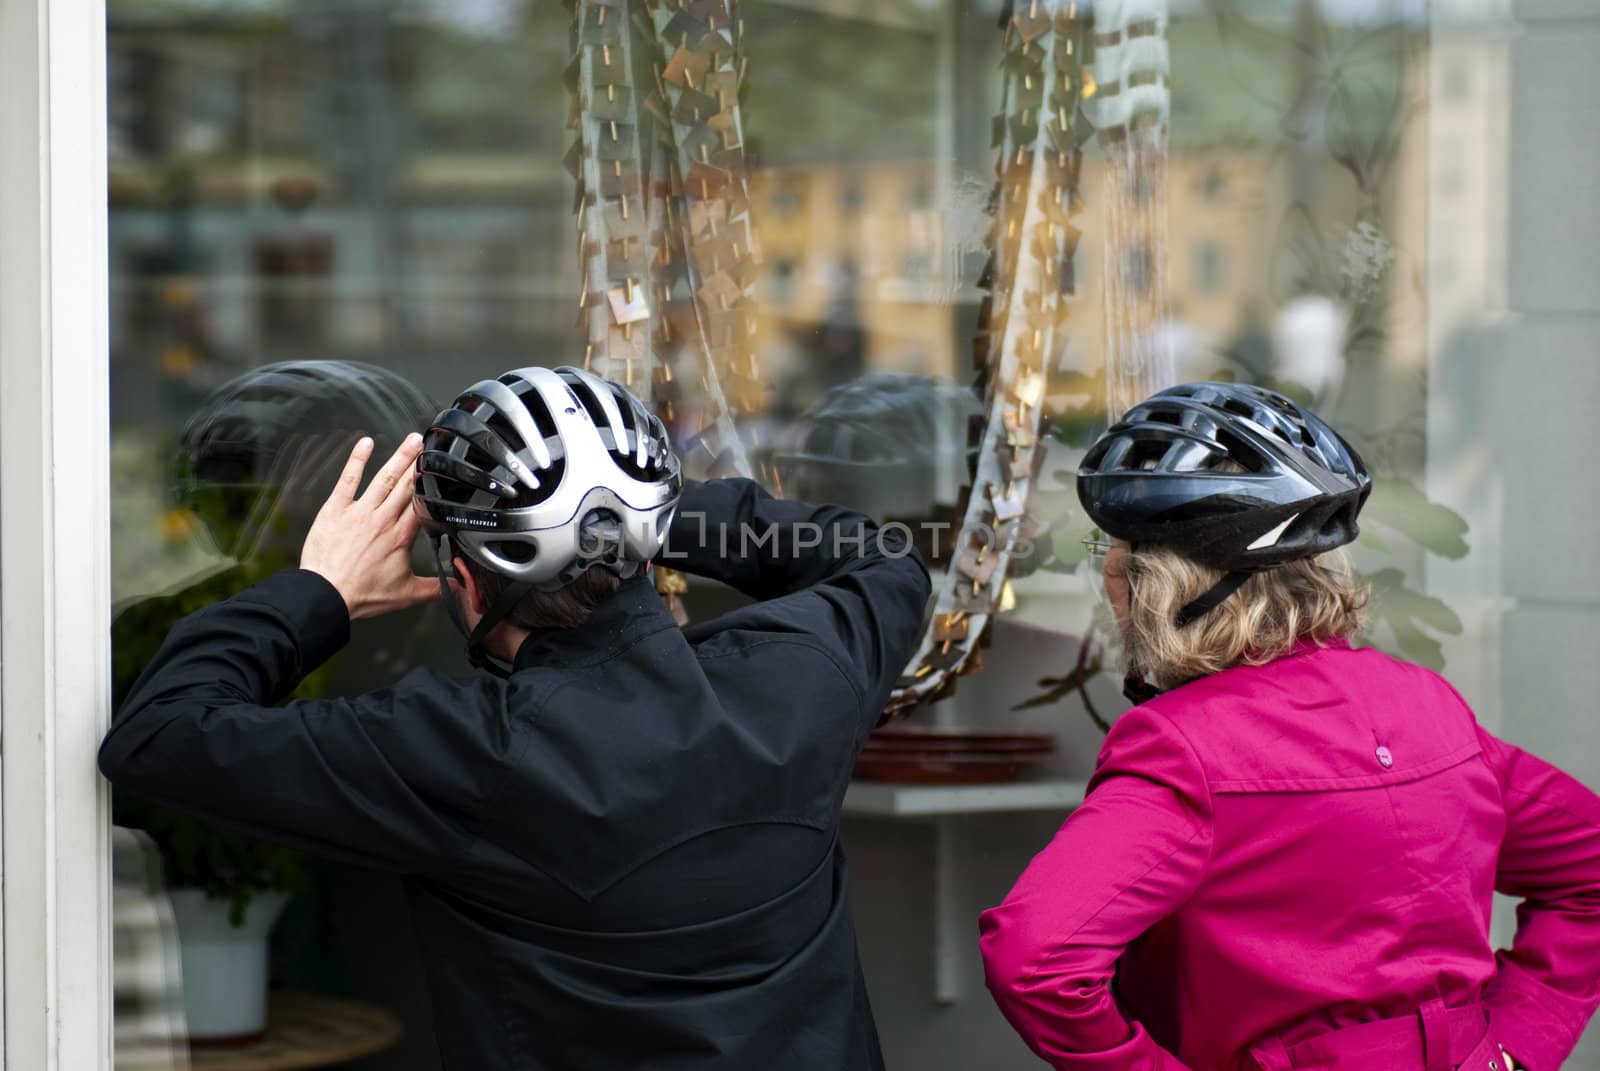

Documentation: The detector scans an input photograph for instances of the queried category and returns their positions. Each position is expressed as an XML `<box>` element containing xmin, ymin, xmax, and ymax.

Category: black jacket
<box><xmin>100</xmin><ymin>478</ymin><xmax>931</xmax><ymax>1070</ymax></box>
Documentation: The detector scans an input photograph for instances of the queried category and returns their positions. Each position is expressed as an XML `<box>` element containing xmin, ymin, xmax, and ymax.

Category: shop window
<box><xmin>770</xmin><ymin>182</ymin><xmax>803</xmax><ymax>217</ymax></box>
<box><xmin>94</xmin><ymin>1</ymin><xmax>1600</xmax><ymax>1068</ymax></box>
<box><xmin>254</xmin><ymin>236</ymin><xmax>333</xmax><ymax>348</ymax></box>
<box><xmin>839</xmin><ymin>176</ymin><xmax>864</xmax><ymax>214</ymax></box>
<box><xmin>1194</xmin><ymin>240</ymin><xmax>1227</xmax><ymax>293</ymax></box>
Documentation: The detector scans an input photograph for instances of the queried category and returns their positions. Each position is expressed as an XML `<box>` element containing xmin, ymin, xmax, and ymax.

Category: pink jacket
<box><xmin>979</xmin><ymin>638</ymin><xmax>1600</xmax><ymax>1070</ymax></box>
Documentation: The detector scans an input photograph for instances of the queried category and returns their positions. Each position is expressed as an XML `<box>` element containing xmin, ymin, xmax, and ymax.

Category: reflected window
<box><xmin>1194</xmin><ymin>241</ymin><xmax>1227</xmax><ymax>293</ymax></box>
<box><xmin>255</xmin><ymin>236</ymin><xmax>333</xmax><ymax>347</ymax></box>
<box><xmin>98</xmin><ymin>0</ymin><xmax>1600</xmax><ymax>1067</ymax></box>
<box><xmin>839</xmin><ymin>176</ymin><xmax>864</xmax><ymax>214</ymax></box>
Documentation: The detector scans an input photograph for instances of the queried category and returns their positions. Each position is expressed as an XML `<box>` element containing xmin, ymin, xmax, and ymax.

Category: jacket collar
<box><xmin>1288</xmin><ymin>634</ymin><xmax>1352</xmax><ymax>658</ymax></box>
<box><xmin>512</xmin><ymin>574</ymin><xmax>676</xmax><ymax>671</ymax></box>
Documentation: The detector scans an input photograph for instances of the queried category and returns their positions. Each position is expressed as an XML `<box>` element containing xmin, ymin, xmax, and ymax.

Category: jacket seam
<box><xmin>1022</xmin><ymin>823</ymin><xmax>1208</xmax><ymax>983</ymax></box>
<box><xmin>458</xmin><ymin>674</ymin><xmax>565</xmax><ymax>862</ymax></box>
<box><xmin>1131</xmin><ymin>706</ymin><xmax>1217</xmax><ymax>809</ymax></box>
<box><xmin>1488</xmin><ymin>962</ymin><xmax>1588</xmax><ymax>1038</ymax></box>
<box><xmin>226</xmin><ymin>591</ymin><xmax>321</xmax><ymax>680</ymax></box>
<box><xmin>696</xmin><ymin>634</ymin><xmax>865</xmax><ymax>707</ymax></box>
<box><xmin>1498</xmin><ymin>784</ymin><xmax>1600</xmax><ymax>830</ymax></box>
<box><xmin>1025</xmin><ymin>707</ymin><xmax>1216</xmax><ymax>978</ymax></box>
<box><xmin>233</xmin><ymin>573</ymin><xmax>348</xmax><ymax>668</ymax></box>
<box><xmin>469</xmin><ymin>659</ymin><xmax>842</xmax><ymax>901</ymax></box>
<box><xmin>470</xmin><ymin>815</ymin><xmax>830</xmax><ymax>904</ymax></box>
<box><xmin>581</xmin><ymin>816</ymin><xmax>831</xmax><ymax>900</ymax></box>
<box><xmin>525</xmin><ymin>617</ymin><xmax>680</xmax><ymax>670</ymax></box>
<box><xmin>1208</xmin><ymin>740</ymin><xmax>1482</xmax><ymax>793</ymax></box>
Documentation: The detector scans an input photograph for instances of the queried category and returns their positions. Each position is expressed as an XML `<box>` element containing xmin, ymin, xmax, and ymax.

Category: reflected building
<box><xmin>97</xmin><ymin>1</ymin><xmax>1583</xmax><ymax>1069</ymax></box>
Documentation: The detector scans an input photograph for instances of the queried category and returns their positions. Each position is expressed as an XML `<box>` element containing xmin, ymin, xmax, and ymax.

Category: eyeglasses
<box><xmin>1081</xmin><ymin>536</ymin><xmax>1113</xmax><ymax>559</ymax></box>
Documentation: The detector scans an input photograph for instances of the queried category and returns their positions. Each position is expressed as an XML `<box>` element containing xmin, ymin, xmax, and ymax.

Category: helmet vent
<box><xmin>569</xmin><ymin>378</ymin><xmax>613</xmax><ymax>436</ymax></box>
<box><xmin>1077</xmin><ymin>381</ymin><xmax>1370</xmax><ymax>570</ymax></box>
<box><xmin>482</xmin><ymin>409</ymin><xmax>525</xmax><ymax>454</ymax></box>
<box><xmin>522</xmin><ymin>387</ymin><xmax>560</xmax><ymax>440</ymax></box>
<box><xmin>1126</xmin><ymin>439</ymin><xmax>1171</xmax><ymax>470</ymax></box>
<box><xmin>415</xmin><ymin>367</ymin><xmax>681</xmax><ymax>590</ymax></box>
<box><xmin>1213</xmin><ymin>428</ymin><xmax>1266</xmax><ymax>472</ymax></box>
<box><xmin>491</xmin><ymin>540</ymin><xmax>537</xmax><ymax>564</ymax></box>
<box><xmin>449</xmin><ymin>444</ymin><xmax>501</xmax><ymax>498</ymax></box>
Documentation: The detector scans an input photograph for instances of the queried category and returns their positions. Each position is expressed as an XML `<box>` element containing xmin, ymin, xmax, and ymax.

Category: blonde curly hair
<box><xmin>1120</xmin><ymin>546</ymin><xmax>1369</xmax><ymax>688</ymax></box>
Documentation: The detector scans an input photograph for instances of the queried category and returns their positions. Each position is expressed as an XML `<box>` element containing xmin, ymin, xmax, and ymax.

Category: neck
<box><xmin>483</xmin><ymin>622</ymin><xmax>532</xmax><ymax>664</ymax></box>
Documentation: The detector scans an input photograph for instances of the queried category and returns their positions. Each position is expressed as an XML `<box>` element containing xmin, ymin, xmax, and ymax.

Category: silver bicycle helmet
<box><xmin>413</xmin><ymin>366</ymin><xmax>682</xmax><ymax>673</ymax></box>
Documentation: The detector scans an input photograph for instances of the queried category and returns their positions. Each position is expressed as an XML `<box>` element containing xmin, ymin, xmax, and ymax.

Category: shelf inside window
<box><xmin>842</xmin><ymin>778</ymin><xmax>1087</xmax><ymax>817</ymax></box>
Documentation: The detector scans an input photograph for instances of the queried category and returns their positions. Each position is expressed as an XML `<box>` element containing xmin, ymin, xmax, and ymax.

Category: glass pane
<box><xmin>105</xmin><ymin>0</ymin><xmax>1600</xmax><ymax>1067</ymax></box>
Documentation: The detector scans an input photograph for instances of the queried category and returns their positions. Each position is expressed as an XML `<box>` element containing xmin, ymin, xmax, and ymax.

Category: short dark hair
<box><xmin>462</xmin><ymin>559</ymin><xmax>623</xmax><ymax>630</ymax></box>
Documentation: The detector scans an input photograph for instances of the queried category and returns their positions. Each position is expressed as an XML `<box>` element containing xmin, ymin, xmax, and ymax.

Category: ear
<box><xmin>452</xmin><ymin>555</ymin><xmax>488</xmax><ymax>615</ymax></box>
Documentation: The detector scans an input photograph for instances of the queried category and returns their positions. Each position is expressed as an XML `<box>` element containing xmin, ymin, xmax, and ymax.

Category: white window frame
<box><xmin>0</xmin><ymin>1</ymin><xmax>115</xmax><ymax>1069</ymax></box>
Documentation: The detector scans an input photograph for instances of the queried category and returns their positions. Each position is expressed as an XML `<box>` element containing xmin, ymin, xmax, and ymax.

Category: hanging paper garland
<box><xmin>885</xmin><ymin>0</ymin><xmax>1095</xmax><ymax>718</ymax></box>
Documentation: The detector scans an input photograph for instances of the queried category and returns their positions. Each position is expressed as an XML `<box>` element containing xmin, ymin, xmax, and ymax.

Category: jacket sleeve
<box><xmin>658</xmin><ymin>477</ymin><xmax>931</xmax><ymax>707</ymax></box>
<box><xmin>979</xmin><ymin>706</ymin><xmax>1212</xmax><ymax>1071</ymax></box>
<box><xmin>98</xmin><ymin>569</ymin><xmax>523</xmax><ymax>875</ymax></box>
<box><xmin>1477</xmin><ymin>726</ymin><xmax>1600</xmax><ymax>1071</ymax></box>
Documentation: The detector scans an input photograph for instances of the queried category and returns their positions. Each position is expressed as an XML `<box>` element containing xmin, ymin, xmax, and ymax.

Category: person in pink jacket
<box><xmin>979</xmin><ymin>382</ymin><xmax>1600</xmax><ymax>1071</ymax></box>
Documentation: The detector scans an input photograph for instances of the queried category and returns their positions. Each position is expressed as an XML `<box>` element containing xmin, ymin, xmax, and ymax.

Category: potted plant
<box><xmin>112</xmin><ymin>527</ymin><xmax>322</xmax><ymax>1042</ymax></box>
<box><xmin>111</xmin><ymin>372</ymin><xmax>433</xmax><ymax>1041</ymax></box>
<box><xmin>115</xmin><ymin>798</ymin><xmax>311</xmax><ymax>1041</ymax></box>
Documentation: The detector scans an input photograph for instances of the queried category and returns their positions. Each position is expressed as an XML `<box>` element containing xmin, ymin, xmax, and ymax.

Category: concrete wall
<box><xmin>1429</xmin><ymin>0</ymin><xmax>1600</xmax><ymax>1064</ymax></box>
<box><xmin>1498</xmin><ymin>5</ymin><xmax>1600</xmax><ymax>1061</ymax></box>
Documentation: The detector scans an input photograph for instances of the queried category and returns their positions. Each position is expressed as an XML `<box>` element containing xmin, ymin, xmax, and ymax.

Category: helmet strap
<box><xmin>430</xmin><ymin>536</ymin><xmax>532</xmax><ymax>680</ymax></box>
<box><xmin>1175</xmin><ymin>569</ymin><xmax>1255</xmax><ymax>628</ymax></box>
<box><xmin>1122</xmin><ymin>672</ymin><xmax>1163</xmax><ymax>705</ymax></box>
<box><xmin>1119</xmin><ymin>569</ymin><xmax>1265</xmax><ymax>704</ymax></box>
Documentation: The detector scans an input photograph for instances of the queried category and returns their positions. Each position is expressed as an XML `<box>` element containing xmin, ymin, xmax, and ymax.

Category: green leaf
<box><xmin>1050</xmin><ymin>529</ymin><xmax>1091</xmax><ymax>569</ymax></box>
<box><xmin>1355</xmin><ymin>526</ymin><xmax>1392</xmax><ymax>555</ymax></box>
<box><xmin>1362</xmin><ymin>478</ymin><xmax>1469</xmax><ymax>560</ymax></box>
<box><xmin>1362</xmin><ymin>567</ymin><xmax>1463</xmax><ymax>671</ymax></box>
<box><xmin>1043</xmin><ymin>369</ymin><xmax>1108</xmax><ymax>448</ymax></box>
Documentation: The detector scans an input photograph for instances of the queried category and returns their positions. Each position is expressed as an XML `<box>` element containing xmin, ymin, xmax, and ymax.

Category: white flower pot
<box><xmin>167</xmin><ymin>889</ymin><xmax>290</xmax><ymax>1042</ymax></box>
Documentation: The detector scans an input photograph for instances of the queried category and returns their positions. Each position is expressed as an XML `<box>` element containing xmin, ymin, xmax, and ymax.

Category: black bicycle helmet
<box><xmin>177</xmin><ymin>360</ymin><xmax>439</xmax><ymax>552</ymax></box>
<box><xmin>772</xmin><ymin>373</ymin><xmax>983</xmax><ymax>519</ymax></box>
<box><xmin>181</xmin><ymin>360</ymin><xmax>438</xmax><ymax>489</ymax></box>
<box><xmin>1078</xmin><ymin>381</ymin><xmax>1370</xmax><ymax>572</ymax></box>
<box><xmin>413</xmin><ymin>366</ymin><xmax>682</xmax><ymax>675</ymax></box>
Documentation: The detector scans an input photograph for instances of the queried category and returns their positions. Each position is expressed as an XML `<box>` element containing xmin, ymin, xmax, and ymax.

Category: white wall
<box><xmin>1428</xmin><ymin>0</ymin><xmax>1600</xmax><ymax>1063</ymax></box>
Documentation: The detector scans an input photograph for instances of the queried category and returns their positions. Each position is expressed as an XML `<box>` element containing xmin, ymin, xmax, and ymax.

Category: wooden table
<box><xmin>188</xmin><ymin>992</ymin><xmax>402</xmax><ymax>1071</ymax></box>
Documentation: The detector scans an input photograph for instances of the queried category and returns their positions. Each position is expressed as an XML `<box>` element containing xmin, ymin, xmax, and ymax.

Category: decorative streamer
<box><xmin>1091</xmin><ymin>0</ymin><xmax>1174</xmax><ymax>419</ymax></box>
<box><xmin>565</xmin><ymin>0</ymin><xmax>766</xmax><ymax>620</ymax></box>
<box><xmin>563</xmin><ymin>0</ymin><xmax>760</xmax><ymax>477</ymax></box>
<box><xmin>566</xmin><ymin>0</ymin><xmax>663</xmax><ymax>400</ymax></box>
<box><xmin>646</xmin><ymin>0</ymin><xmax>760</xmax><ymax>479</ymax></box>
<box><xmin>563</xmin><ymin>0</ymin><xmax>1114</xmax><ymax>699</ymax></box>
<box><xmin>885</xmin><ymin>0</ymin><xmax>1094</xmax><ymax>718</ymax></box>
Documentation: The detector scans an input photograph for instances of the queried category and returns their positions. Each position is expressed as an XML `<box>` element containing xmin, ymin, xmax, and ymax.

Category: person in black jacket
<box><xmin>100</xmin><ymin>365</ymin><xmax>931</xmax><ymax>1070</ymax></box>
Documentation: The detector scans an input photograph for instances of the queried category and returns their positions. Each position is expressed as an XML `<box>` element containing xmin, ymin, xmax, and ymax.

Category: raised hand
<box><xmin>299</xmin><ymin>434</ymin><xmax>436</xmax><ymax>621</ymax></box>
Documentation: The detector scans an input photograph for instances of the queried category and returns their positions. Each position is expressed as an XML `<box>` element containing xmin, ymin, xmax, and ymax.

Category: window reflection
<box><xmin>107</xmin><ymin>0</ymin><xmax>1599</xmax><ymax>1067</ymax></box>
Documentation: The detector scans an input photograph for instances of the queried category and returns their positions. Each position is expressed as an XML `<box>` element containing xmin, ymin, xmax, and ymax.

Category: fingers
<box><xmin>377</xmin><ymin>436</ymin><xmax>425</xmax><ymax>519</ymax></box>
<box><xmin>331</xmin><ymin>437</ymin><xmax>375</xmax><ymax>504</ymax></box>
<box><xmin>389</xmin><ymin>501</ymin><xmax>422</xmax><ymax>545</ymax></box>
<box><xmin>360</xmin><ymin>433</ymin><xmax>424</xmax><ymax>510</ymax></box>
